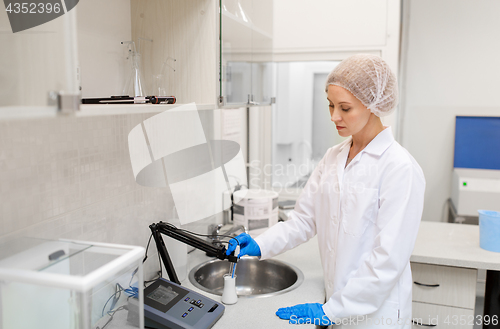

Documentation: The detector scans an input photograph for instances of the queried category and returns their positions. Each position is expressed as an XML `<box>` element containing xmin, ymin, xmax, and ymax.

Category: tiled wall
<box><xmin>0</xmin><ymin>112</ymin><xmax>216</xmax><ymax>278</ymax></box>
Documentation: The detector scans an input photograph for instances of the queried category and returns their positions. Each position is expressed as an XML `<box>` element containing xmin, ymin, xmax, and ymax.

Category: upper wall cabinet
<box><xmin>0</xmin><ymin>5</ymin><xmax>79</xmax><ymax>110</ymax></box>
<box><xmin>1</xmin><ymin>0</ymin><xmax>276</xmax><ymax>115</ymax></box>
<box><xmin>270</xmin><ymin>0</ymin><xmax>400</xmax><ymax>103</ymax></box>
<box><xmin>273</xmin><ymin>0</ymin><xmax>388</xmax><ymax>52</ymax></box>
<box><xmin>129</xmin><ymin>0</ymin><xmax>218</xmax><ymax>105</ymax></box>
<box><xmin>0</xmin><ymin>0</ymin><xmax>220</xmax><ymax>115</ymax></box>
<box><xmin>78</xmin><ymin>0</ymin><xmax>218</xmax><ymax>106</ymax></box>
<box><xmin>220</xmin><ymin>0</ymin><xmax>274</xmax><ymax>107</ymax></box>
<box><xmin>271</xmin><ymin>0</ymin><xmax>400</xmax><ymax>74</ymax></box>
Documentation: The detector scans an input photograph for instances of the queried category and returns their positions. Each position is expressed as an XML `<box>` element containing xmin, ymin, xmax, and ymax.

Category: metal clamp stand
<box><xmin>149</xmin><ymin>222</ymin><xmax>238</xmax><ymax>285</ymax></box>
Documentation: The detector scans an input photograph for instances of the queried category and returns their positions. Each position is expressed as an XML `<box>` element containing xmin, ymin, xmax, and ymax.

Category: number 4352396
<box><xmin>444</xmin><ymin>315</ymin><xmax>498</xmax><ymax>326</ymax></box>
<box><xmin>6</xmin><ymin>2</ymin><xmax>61</xmax><ymax>14</ymax></box>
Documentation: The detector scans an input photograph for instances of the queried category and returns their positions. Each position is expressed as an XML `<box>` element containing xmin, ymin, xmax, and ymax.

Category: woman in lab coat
<box><xmin>227</xmin><ymin>54</ymin><xmax>425</xmax><ymax>328</ymax></box>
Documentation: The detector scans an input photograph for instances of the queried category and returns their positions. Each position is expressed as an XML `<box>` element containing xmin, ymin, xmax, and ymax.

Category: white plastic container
<box><xmin>233</xmin><ymin>189</ymin><xmax>279</xmax><ymax>236</ymax></box>
<box><xmin>0</xmin><ymin>238</ymin><xmax>145</xmax><ymax>329</ymax></box>
<box><xmin>221</xmin><ymin>274</ymin><xmax>238</xmax><ymax>305</ymax></box>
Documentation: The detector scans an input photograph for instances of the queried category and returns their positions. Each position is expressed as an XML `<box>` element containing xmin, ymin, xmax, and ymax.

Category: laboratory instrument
<box><xmin>144</xmin><ymin>278</ymin><xmax>224</xmax><ymax>329</ymax></box>
<box><xmin>0</xmin><ymin>238</ymin><xmax>145</xmax><ymax>329</ymax></box>
<box><xmin>149</xmin><ymin>221</ymin><xmax>238</xmax><ymax>284</ymax></box>
<box><xmin>450</xmin><ymin>116</ymin><xmax>500</xmax><ymax>222</ymax></box>
<box><xmin>451</xmin><ymin>168</ymin><xmax>500</xmax><ymax>217</ymax></box>
<box><xmin>146</xmin><ymin>221</ymin><xmax>239</xmax><ymax>329</ymax></box>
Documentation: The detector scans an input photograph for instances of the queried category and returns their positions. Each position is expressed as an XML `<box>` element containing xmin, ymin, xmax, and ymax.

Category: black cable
<box><xmin>143</xmin><ymin>233</ymin><xmax>153</xmax><ymax>263</ymax></box>
<box><xmin>165</xmin><ymin>224</ymin><xmax>238</xmax><ymax>250</ymax></box>
<box><xmin>129</xmin><ymin>267</ymin><xmax>139</xmax><ymax>288</ymax></box>
<box><xmin>157</xmin><ymin>249</ymin><xmax>162</xmax><ymax>279</ymax></box>
<box><xmin>142</xmin><ymin>231</ymin><xmax>164</xmax><ymax>285</ymax></box>
<box><xmin>161</xmin><ymin>222</ymin><xmax>239</xmax><ymax>241</ymax></box>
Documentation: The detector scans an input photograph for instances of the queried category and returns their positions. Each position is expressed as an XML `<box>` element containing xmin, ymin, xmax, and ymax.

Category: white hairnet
<box><xmin>325</xmin><ymin>54</ymin><xmax>398</xmax><ymax>117</ymax></box>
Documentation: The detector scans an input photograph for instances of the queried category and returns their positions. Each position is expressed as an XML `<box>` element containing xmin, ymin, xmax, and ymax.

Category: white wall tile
<box><xmin>0</xmin><ymin>113</ymin><xmax>178</xmax><ymax>280</ymax></box>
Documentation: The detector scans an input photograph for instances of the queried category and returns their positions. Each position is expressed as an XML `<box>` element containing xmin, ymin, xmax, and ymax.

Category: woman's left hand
<box><xmin>276</xmin><ymin>303</ymin><xmax>333</xmax><ymax>325</ymax></box>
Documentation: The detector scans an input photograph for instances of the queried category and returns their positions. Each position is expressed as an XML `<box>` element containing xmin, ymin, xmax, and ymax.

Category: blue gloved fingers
<box><xmin>225</xmin><ymin>238</ymin><xmax>239</xmax><ymax>256</ymax></box>
<box><xmin>238</xmin><ymin>241</ymin><xmax>261</xmax><ymax>257</ymax></box>
<box><xmin>275</xmin><ymin>307</ymin><xmax>293</xmax><ymax>319</ymax></box>
<box><xmin>226</xmin><ymin>233</ymin><xmax>261</xmax><ymax>257</ymax></box>
<box><xmin>276</xmin><ymin>304</ymin><xmax>310</xmax><ymax>318</ymax></box>
<box><xmin>275</xmin><ymin>303</ymin><xmax>331</xmax><ymax>325</ymax></box>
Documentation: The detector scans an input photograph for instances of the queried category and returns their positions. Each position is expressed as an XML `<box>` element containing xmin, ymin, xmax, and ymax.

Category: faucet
<box><xmin>224</xmin><ymin>225</ymin><xmax>248</xmax><ymax>237</ymax></box>
<box><xmin>208</xmin><ymin>224</ymin><xmax>248</xmax><ymax>248</ymax></box>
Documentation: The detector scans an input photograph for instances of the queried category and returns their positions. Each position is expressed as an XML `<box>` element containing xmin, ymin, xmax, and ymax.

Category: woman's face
<box><xmin>327</xmin><ymin>85</ymin><xmax>373</xmax><ymax>138</ymax></box>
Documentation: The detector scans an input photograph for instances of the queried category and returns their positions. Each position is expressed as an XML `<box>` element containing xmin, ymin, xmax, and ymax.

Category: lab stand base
<box><xmin>483</xmin><ymin>270</ymin><xmax>500</xmax><ymax>328</ymax></box>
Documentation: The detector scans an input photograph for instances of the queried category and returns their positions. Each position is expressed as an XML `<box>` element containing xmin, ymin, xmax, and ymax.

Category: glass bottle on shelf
<box><xmin>121</xmin><ymin>41</ymin><xmax>146</xmax><ymax>97</ymax></box>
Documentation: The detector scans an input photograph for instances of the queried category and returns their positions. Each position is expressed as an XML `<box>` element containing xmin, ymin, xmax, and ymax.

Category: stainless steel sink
<box><xmin>188</xmin><ymin>257</ymin><xmax>304</xmax><ymax>298</ymax></box>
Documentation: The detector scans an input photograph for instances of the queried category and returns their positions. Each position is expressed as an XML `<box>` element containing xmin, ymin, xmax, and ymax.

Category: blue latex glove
<box><xmin>276</xmin><ymin>303</ymin><xmax>333</xmax><ymax>326</ymax></box>
<box><xmin>225</xmin><ymin>233</ymin><xmax>261</xmax><ymax>257</ymax></box>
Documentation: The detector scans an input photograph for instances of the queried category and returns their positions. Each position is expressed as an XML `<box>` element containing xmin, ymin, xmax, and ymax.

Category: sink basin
<box><xmin>188</xmin><ymin>257</ymin><xmax>304</xmax><ymax>298</ymax></box>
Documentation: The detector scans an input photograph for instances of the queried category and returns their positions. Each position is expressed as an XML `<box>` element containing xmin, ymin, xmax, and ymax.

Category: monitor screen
<box><xmin>454</xmin><ymin>116</ymin><xmax>500</xmax><ymax>170</ymax></box>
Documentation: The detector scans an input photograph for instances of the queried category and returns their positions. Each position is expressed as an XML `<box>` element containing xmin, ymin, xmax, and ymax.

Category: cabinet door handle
<box><xmin>247</xmin><ymin>94</ymin><xmax>259</xmax><ymax>106</ymax></box>
<box><xmin>413</xmin><ymin>281</ymin><xmax>440</xmax><ymax>287</ymax></box>
<box><xmin>412</xmin><ymin>319</ymin><xmax>437</xmax><ymax>327</ymax></box>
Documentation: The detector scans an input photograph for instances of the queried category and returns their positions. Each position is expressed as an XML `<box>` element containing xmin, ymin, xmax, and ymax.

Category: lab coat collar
<box><xmin>339</xmin><ymin>126</ymin><xmax>395</xmax><ymax>157</ymax></box>
<box><xmin>363</xmin><ymin>126</ymin><xmax>395</xmax><ymax>156</ymax></box>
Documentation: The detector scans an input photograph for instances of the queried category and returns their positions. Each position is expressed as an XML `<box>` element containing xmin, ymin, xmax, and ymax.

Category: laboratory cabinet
<box><xmin>410</xmin><ymin>262</ymin><xmax>477</xmax><ymax>328</ymax></box>
<box><xmin>0</xmin><ymin>0</ymin><xmax>273</xmax><ymax>116</ymax></box>
<box><xmin>128</xmin><ymin>0</ymin><xmax>218</xmax><ymax>105</ymax></box>
<box><xmin>412</xmin><ymin>302</ymin><xmax>475</xmax><ymax>329</ymax></box>
<box><xmin>273</xmin><ymin>0</ymin><xmax>398</xmax><ymax>54</ymax></box>
<box><xmin>0</xmin><ymin>4</ymin><xmax>79</xmax><ymax>110</ymax></box>
<box><xmin>220</xmin><ymin>0</ymin><xmax>274</xmax><ymax>107</ymax></box>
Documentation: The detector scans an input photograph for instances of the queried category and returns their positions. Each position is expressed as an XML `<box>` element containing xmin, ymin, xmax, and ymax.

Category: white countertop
<box><xmin>411</xmin><ymin>221</ymin><xmax>500</xmax><ymax>270</ymax></box>
<box><xmin>181</xmin><ymin>236</ymin><xmax>325</xmax><ymax>329</ymax></box>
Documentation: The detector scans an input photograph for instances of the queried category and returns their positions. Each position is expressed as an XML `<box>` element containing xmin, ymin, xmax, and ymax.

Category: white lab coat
<box><xmin>255</xmin><ymin>127</ymin><xmax>425</xmax><ymax>328</ymax></box>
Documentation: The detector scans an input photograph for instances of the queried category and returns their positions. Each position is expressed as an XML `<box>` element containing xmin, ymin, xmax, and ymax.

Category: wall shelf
<box><xmin>78</xmin><ymin>103</ymin><xmax>217</xmax><ymax>116</ymax></box>
<box><xmin>0</xmin><ymin>103</ymin><xmax>217</xmax><ymax>121</ymax></box>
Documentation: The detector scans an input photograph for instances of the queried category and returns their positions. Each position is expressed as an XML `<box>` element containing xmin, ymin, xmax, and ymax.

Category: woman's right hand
<box><xmin>226</xmin><ymin>233</ymin><xmax>261</xmax><ymax>257</ymax></box>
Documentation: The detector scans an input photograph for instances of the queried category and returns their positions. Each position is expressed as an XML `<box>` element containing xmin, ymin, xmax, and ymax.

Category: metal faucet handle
<box><xmin>224</xmin><ymin>225</ymin><xmax>248</xmax><ymax>237</ymax></box>
<box><xmin>210</xmin><ymin>223</ymin><xmax>223</xmax><ymax>236</ymax></box>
